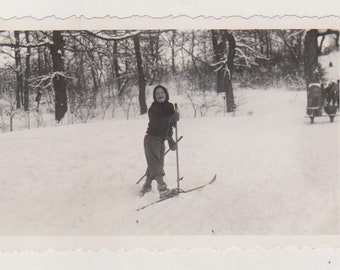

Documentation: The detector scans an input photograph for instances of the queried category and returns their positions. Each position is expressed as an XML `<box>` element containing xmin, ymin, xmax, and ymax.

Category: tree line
<box><xmin>0</xmin><ymin>29</ymin><xmax>338</xmax><ymax>124</ymax></box>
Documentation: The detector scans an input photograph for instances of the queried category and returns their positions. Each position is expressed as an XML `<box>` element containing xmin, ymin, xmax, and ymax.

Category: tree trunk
<box><xmin>112</xmin><ymin>33</ymin><xmax>122</xmax><ymax>91</ymax></box>
<box><xmin>190</xmin><ymin>31</ymin><xmax>202</xmax><ymax>88</ymax></box>
<box><xmin>151</xmin><ymin>32</ymin><xmax>160</xmax><ymax>84</ymax></box>
<box><xmin>297</xmin><ymin>32</ymin><xmax>303</xmax><ymax>60</ymax></box>
<box><xmin>304</xmin><ymin>29</ymin><xmax>320</xmax><ymax>87</ymax></box>
<box><xmin>211</xmin><ymin>30</ymin><xmax>227</xmax><ymax>93</ymax></box>
<box><xmin>225</xmin><ymin>31</ymin><xmax>236</xmax><ymax>112</ymax></box>
<box><xmin>133</xmin><ymin>35</ymin><xmax>147</xmax><ymax>115</ymax></box>
<box><xmin>211</xmin><ymin>30</ymin><xmax>236</xmax><ymax>112</ymax></box>
<box><xmin>23</xmin><ymin>31</ymin><xmax>31</xmax><ymax>111</ymax></box>
<box><xmin>254</xmin><ymin>31</ymin><xmax>258</xmax><ymax>51</ymax></box>
<box><xmin>91</xmin><ymin>65</ymin><xmax>98</xmax><ymax>108</ymax></box>
<box><xmin>171</xmin><ymin>30</ymin><xmax>176</xmax><ymax>74</ymax></box>
<box><xmin>50</xmin><ymin>31</ymin><xmax>67</xmax><ymax>122</ymax></box>
<box><xmin>37</xmin><ymin>47</ymin><xmax>42</xmax><ymax>75</ymax></box>
<box><xmin>14</xmin><ymin>31</ymin><xmax>23</xmax><ymax>109</ymax></box>
<box><xmin>265</xmin><ymin>31</ymin><xmax>271</xmax><ymax>57</ymax></box>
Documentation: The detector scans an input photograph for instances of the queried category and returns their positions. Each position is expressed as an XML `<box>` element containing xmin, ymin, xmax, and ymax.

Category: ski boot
<box><xmin>159</xmin><ymin>188</ymin><xmax>181</xmax><ymax>199</ymax></box>
<box><xmin>159</xmin><ymin>188</ymin><xmax>171</xmax><ymax>199</ymax></box>
<box><xmin>139</xmin><ymin>184</ymin><xmax>152</xmax><ymax>197</ymax></box>
<box><xmin>158</xmin><ymin>183</ymin><xmax>170</xmax><ymax>199</ymax></box>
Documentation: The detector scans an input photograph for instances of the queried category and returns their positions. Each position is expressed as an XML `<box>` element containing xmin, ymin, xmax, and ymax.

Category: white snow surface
<box><xmin>0</xmin><ymin>88</ymin><xmax>339</xmax><ymax>235</ymax></box>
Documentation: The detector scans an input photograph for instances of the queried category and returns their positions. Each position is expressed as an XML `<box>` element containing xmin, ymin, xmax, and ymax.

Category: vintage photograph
<box><xmin>0</xmin><ymin>28</ymin><xmax>338</xmax><ymax>237</ymax></box>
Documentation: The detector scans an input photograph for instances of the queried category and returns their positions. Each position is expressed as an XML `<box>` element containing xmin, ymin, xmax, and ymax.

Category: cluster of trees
<box><xmin>0</xmin><ymin>29</ymin><xmax>338</xmax><ymax>124</ymax></box>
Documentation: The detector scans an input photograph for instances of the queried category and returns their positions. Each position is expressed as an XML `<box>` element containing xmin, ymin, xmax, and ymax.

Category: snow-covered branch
<box><xmin>210</xmin><ymin>56</ymin><xmax>228</xmax><ymax>67</ymax></box>
<box><xmin>286</xmin><ymin>30</ymin><xmax>305</xmax><ymax>39</ymax></box>
<box><xmin>83</xmin><ymin>30</ymin><xmax>143</xmax><ymax>41</ymax></box>
<box><xmin>237</xmin><ymin>41</ymin><xmax>269</xmax><ymax>60</ymax></box>
<box><xmin>235</xmin><ymin>47</ymin><xmax>255</xmax><ymax>67</ymax></box>
<box><xmin>317</xmin><ymin>29</ymin><xmax>339</xmax><ymax>37</ymax></box>
<box><xmin>0</xmin><ymin>40</ymin><xmax>51</xmax><ymax>49</ymax></box>
<box><xmin>174</xmin><ymin>37</ymin><xmax>213</xmax><ymax>69</ymax></box>
<box><xmin>30</xmin><ymin>72</ymin><xmax>76</xmax><ymax>90</ymax></box>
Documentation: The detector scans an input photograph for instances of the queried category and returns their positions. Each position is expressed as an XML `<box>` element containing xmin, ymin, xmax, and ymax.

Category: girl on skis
<box><xmin>140</xmin><ymin>85</ymin><xmax>179</xmax><ymax>198</ymax></box>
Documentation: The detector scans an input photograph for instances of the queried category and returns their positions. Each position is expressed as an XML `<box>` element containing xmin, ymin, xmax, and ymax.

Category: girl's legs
<box><xmin>154</xmin><ymin>175</ymin><xmax>167</xmax><ymax>191</ymax></box>
<box><xmin>142</xmin><ymin>171</ymin><xmax>152</xmax><ymax>192</ymax></box>
<box><xmin>155</xmin><ymin>142</ymin><xmax>167</xmax><ymax>191</ymax></box>
<box><xmin>142</xmin><ymin>135</ymin><xmax>168</xmax><ymax>194</ymax></box>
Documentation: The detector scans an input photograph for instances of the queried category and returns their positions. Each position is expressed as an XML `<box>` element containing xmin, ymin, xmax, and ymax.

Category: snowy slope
<box><xmin>0</xmin><ymin>88</ymin><xmax>338</xmax><ymax>235</ymax></box>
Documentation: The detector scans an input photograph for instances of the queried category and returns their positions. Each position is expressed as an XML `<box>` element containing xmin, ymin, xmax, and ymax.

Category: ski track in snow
<box><xmin>0</xmin><ymin>89</ymin><xmax>339</xmax><ymax>235</ymax></box>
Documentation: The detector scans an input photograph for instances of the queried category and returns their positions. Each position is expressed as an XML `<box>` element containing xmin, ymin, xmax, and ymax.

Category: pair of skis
<box><xmin>137</xmin><ymin>103</ymin><xmax>217</xmax><ymax>211</ymax></box>
<box><xmin>136</xmin><ymin>174</ymin><xmax>217</xmax><ymax>211</ymax></box>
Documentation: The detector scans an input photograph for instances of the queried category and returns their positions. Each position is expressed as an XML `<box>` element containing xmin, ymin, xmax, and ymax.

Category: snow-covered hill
<box><xmin>0</xmin><ymin>87</ymin><xmax>338</xmax><ymax>235</ymax></box>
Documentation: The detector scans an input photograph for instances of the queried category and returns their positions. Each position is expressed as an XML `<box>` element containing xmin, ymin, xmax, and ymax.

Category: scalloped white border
<box><xmin>0</xmin><ymin>0</ymin><xmax>339</xmax><ymax>18</ymax></box>
<box><xmin>0</xmin><ymin>15</ymin><xmax>339</xmax><ymax>30</ymax></box>
<box><xmin>0</xmin><ymin>7</ymin><xmax>339</xmax><ymax>263</ymax></box>
<box><xmin>0</xmin><ymin>2</ymin><xmax>339</xmax><ymax>269</ymax></box>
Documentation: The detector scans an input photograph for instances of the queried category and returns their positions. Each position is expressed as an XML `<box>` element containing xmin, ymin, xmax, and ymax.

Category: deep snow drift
<box><xmin>0</xmin><ymin>87</ymin><xmax>338</xmax><ymax>235</ymax></box>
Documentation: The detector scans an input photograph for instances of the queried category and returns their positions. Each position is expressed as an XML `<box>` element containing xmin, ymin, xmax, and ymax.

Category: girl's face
<box><xmin>155</xmin><ymin>88</ymin><xmax>166</xmax><ymax>103</ymax></box>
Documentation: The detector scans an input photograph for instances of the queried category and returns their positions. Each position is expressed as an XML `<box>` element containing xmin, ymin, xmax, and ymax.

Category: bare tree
<box><xmin>112</xmin><ymin>34</ymin><xmax>122</xmax><ymax>90</ymax></box>
<box><xmin>146</xmin><ymin>31</ymin><xmax>161</xmax><ymax>85</ymax></box>
<box><xmin>211</xmin><ymin>30</ymin><xmax>236</xmax><ymax>112</ymax></box>
<box><xmin>14</xmin><ymin>31</ymin><xmax>24</xmax><ymax>109</ymax></box>
<box><xmin>49</xmin><ymin>31</ymin><xmax>67</xmax><ymax>122</ymax></box>
<box><xmin>304</xmin><ymin>29</ymin><xmax>339</xmax><ymax>87</ymax></box>
<box><xmin>24</xmin><ymin>31</ymin><xmax>31</xmax><ymax>111</ymax></box>
<box><xmin>133</xmin><ymin>34</ymin><xmax>147</xmax><ymax>115</ymax></box>
<box><xmin>304</xmin><ymin>29</ymin><xmax>320</xmax><ymax>86</ymax></box>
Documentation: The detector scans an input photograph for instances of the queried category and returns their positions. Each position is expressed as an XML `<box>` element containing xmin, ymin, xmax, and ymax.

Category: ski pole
<box><xmin>136</xmin><ymin>135</ymin><xmax>183</xmax><ymax>185</ymax></box>
<box><xmin>174</xmin><ymin>103</ymin><xmax>180</xmax><ymax>190</ymax></box>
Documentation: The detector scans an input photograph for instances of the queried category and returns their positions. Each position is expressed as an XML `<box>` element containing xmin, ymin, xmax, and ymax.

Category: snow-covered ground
<box><xmin>0</xmin><ymin>87</ymin><xmax>338</xmax><ymax>235</ymax></box>
<box><xmin>0</xmin><ymin>49</ymin><xmax>338</xmax><ymax>236</ymax></box>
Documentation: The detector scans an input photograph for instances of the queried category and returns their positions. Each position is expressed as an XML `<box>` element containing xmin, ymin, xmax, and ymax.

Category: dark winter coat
<box><xmin>146</xmin><ymin>86</ymin><xmax>178</xmax><ymax>140</ymax></box>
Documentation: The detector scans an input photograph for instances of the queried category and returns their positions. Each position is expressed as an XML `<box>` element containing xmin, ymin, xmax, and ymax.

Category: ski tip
<box><xmin>209</xmin><ymin>174</ymin><xmax>217</xmax><ymax>184</ymax></box>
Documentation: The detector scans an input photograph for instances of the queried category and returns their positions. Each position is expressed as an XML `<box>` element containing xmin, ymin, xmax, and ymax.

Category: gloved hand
<box><xmin>169</xmin><ymin>111</ymin><xmax>180</xmax><ymax>122</ymax></box>
<box><xmin>174</xmin><ymin>111</ymin><xmax>180</xmax><ymax>121</ymax></box>
<box><xmin>168</xmin><ymin>137</ymin><xmax>176</xmax><ymax>151</ymax></box>
<box><xmin>174</xmin><ymin>103</ymin><xmax>180</xmax><ymax>121</ymax></box>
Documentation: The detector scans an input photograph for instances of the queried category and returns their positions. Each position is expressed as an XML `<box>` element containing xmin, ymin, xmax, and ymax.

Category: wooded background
<box><xmin>0</xmin><ymin>29</ymin><xmax>338</xmax><ymax>126</ymax></box>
